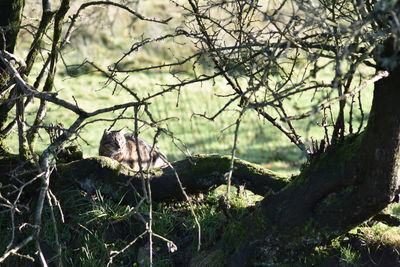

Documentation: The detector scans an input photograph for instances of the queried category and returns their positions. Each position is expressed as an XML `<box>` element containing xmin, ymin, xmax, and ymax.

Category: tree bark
<box><xmin>0</xmin><ymin>0</ymin><xmax>25</xmax><ymax>53</ymax></box>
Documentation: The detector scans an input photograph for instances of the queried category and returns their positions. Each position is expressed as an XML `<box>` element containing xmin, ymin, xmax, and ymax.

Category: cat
<box><xmin>99</xmin><ymin>129</ymin><xmax>168</xmax><ymax>171</ymax></box>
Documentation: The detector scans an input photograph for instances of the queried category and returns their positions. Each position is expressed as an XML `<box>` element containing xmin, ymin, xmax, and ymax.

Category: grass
<box><xmin>339</xmin><ymin>245</ymin><xmax>361</xmax><ymax>266</ymax></box>
<box><xmin>0</xmin><ymin>181</ymin><xmax>263</xmax><ymax>266</ymax></box>
<box><xmin>1</xmin><ymin>188</ymin><xmax>399</xmax><ymax>266</ymax></box>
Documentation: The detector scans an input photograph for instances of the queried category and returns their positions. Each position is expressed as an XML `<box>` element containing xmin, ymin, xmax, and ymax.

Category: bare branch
<box><xmin>282</xmin><ymin>71</ymin><xmax>389</xmax><ymax>122</ymax></box>
<box><xmin>0</xmin><ymin>235</ymin><xmax>34</xmax><ymax>264</ymax></box>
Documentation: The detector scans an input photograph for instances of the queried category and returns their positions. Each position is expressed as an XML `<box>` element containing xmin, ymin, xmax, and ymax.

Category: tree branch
<box><xmin>53</xmin><ymin>154</ymin><xmax>290</xmax><ymax>202</ymax></box>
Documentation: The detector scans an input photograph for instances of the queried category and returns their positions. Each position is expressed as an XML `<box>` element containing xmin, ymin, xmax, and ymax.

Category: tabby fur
<box><xmin>99</xmin><ymin>129</ymin><xmax>168</xmax><ymax>171</ymax></box>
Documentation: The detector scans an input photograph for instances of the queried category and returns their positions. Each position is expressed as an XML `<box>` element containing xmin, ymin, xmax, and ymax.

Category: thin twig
<box><xmin>165</xmin><ymin>161</ymin><xmax>202</xmax><ymax>251</ymax></box>
<box><xmin>282</xmin><ymin>71</ymin><xmax>389</xmax><ymax>122</ymax></box>
<box><xmin>107</xmin><ymin>231</ymin><xmax>147</xmax><ymax>267</ymax></box>
<box><xmin>226</xmin><ymin>107</ymin><xmax>246</xmax><ymax>202</ymax></box>
<box><xmin>46</xmin><ymin>190</ymin><xmax>63</xmax><ymax>267</ymax></box>
<box><xmin>0</xmin><ymin>235</ymin><xmax>34</xmax><ymax>263</ymax></box>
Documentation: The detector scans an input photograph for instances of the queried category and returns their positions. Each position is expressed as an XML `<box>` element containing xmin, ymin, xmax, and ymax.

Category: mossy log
<box><xmin>53</xmin><ymin>154</ymin><xmax>290</xmax><ymax>202</ymax></box>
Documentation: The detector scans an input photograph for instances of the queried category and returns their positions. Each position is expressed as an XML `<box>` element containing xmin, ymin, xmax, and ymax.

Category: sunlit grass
<box><xmin>339</xmin><ymin>245</ymin><xmax>361</xmax><ymax>266</ymax></box>
<box><xmin>359</xmin><ymin>222</ymin><xmax>400</xmax><ymax>249</ymax></box>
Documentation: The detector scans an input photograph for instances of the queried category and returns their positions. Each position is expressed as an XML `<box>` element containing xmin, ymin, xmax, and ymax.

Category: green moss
<box><xmin>0</xmin><ymin>136</ymin><xmax>12</xmax><ymax>155</ymax></box>
<box><xmin>187</xmin><ymin>154</ymin><xmax>290</xmax><ymax>189</ymax></box>
<box><xmin>96</xmin><ymin>156</ymin><xmax>120</xmax><ymax>169</ymax></box>
<box><xmin>19</xmin><ymin>143</ymin><xmax>31</xmax><ymax>161</ymax></box>
<box><xmin>57</xmin><ymin>145</ymin><xmax>83</xmax><ymax>164</ymax></box>
<box><xmin>221</xmin><ymin>220</ymin><xmax>248</xmax><ymax>249</ymax></box>
<box><xmin>300</xmin><ymin>133</ymin><xmax>364</xmax><ymax>179</ymax></box>
<box><xmin>189</xmin><ymin>154</ymin><xmax>231</xmax><ymax>174</ymax></box>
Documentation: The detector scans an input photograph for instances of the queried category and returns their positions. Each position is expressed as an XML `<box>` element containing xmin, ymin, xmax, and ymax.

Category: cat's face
<box><xmin>99</xmin><ymin>129</ymin><xmax>126</xmax><ymax>157</ymax></box>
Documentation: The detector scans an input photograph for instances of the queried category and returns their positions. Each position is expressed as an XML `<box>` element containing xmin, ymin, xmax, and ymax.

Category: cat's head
<box><xmin>99</xmin><ymin>129</ymin><xmax>126</xmax><ymax>157</ymax></box>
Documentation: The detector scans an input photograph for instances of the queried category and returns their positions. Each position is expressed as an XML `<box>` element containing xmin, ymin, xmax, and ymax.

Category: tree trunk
<box><xmin>0</xmin><ymin>0</ymin><xmax>25</xmax><ymax>147</ymax></box>
<box><xmin>221</xmin><ymin>67</ymin><xmax>400</xmax><ymax>266</ymax></box>
<box><xmin>0</xmin><ymin>0</ymin><xmax>25</xmax><ymax>53</ymax></box>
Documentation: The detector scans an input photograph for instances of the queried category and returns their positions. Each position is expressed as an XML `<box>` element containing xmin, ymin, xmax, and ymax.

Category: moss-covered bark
<box><xmin>0</xmin><ymin>0</ymin><xmax>25</xmax><ymax>53</ymax></box>
<box><xmin>0</xmin><ymin>0</ymin><xmax>25</xmax><ymax>153</ymax></box>
<box><xmin>52</xmin><ymin>154</ymin><xmax>289</xmax><ymax>203</ymax></box>
<box><xmin>26</xmin><ymin>0</ymin><xmax>70</xmax><ymax>151</ymax></box>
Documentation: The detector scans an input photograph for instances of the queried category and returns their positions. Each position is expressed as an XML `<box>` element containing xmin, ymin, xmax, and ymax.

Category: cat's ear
<box><xmin>103</xmin><ymin>129</ymin><xmax>110</xmax><ymax>135</ymax></box>
<box><xmin>117</xmin><ymin>128</ymin><xmax>125</xmax><ymax>134</ymax></box>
